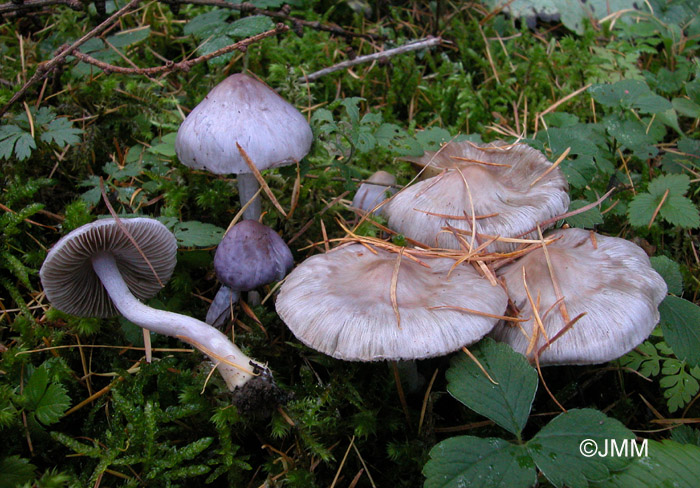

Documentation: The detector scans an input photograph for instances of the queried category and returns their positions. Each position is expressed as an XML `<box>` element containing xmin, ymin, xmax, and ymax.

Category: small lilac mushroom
<box><xmin>206</xmin><ymin>220</ymin><xmax>294</xmax><ymax>326</ymax></box>
<box><xmin>39</xmin><ymin>218</ymin><xmax>272</xmax><ymax>393</ymax></box>
<box><xmin>351</xmin><ymin>170</ymin><xmax>397</xmax><ymax>216</ymax></box>
<box><xmin>490</xmin><ymin>228</ymin><xmax>668</xmax><ymax>365</ymax></box>
<box><xmin>275</xmin><ymin>244</ymin><xmax>508</xmax><ymax>361</ymax></box>
<box><xmin>383</xmin><ymin>141</ymin><xmax>569</xmax><ymax>252</ymax></box>
<box><xmin>175</xmin><ymin>73</ymin><xmax>313</xmax><ymax>221</ymax></box>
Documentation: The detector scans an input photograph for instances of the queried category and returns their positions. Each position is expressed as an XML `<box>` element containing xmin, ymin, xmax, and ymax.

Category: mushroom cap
<box><xmin>275</xmin><ymin>244</ymin><xmax>508</xmax><ymax>361</ymax></box>
<box><xmin>351</xmin><ymin>170</ymin><xmax>397</xmax><ymax>214</ymax></box>
<box><xmin>175</xmin><ymin>73</ymin><xmax>313</xmax><ymax>175</ymax></box>
<box><xmin>383</xmin><ymin>141</ymin><xmax>570</xmax><ymax>252</ymax></box>
<box><xmin>214</xmin><ymin>220</ymin><xmax>294</xmax><ymax>291</ymax></box>
<box><xmin>490</xmin><ymin>228</ymin><xmax>667</xmax><ymax>365</ymax></box>
<box><xmin>40</xmin><ymin>218</ymin><xmax>178</xmax><ymax>318</ymax></box>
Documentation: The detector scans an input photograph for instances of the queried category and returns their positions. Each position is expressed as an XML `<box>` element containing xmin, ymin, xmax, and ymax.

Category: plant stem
<box><xmin>91</xmin><ymin>251</ymin><xmax>264</xmax><ymax>390</ymax></box>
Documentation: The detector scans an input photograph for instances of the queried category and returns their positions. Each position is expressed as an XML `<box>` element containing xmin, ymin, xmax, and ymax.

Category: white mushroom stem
<box><xmin>237</xmin><ymin>173</ymin><xmax>262</xmax><ymax>222</ymax></box>
<box><xmin>91</xmin><ymin>251</ymin><xmax>264</xmax><ymax>390</ymax></box>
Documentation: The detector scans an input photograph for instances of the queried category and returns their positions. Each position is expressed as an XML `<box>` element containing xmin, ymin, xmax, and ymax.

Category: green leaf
<box><xmin>673</xmin><ymin>98</ymin><xmax>700</xmax><ymax>118</ymax></box>
<box><xmin>169</xmin><ymin>221</ymin><xmax>225</xmax><ymax>247</ymax></box>
<box><xmin>446</xmin><ymin>339</ymin><xmax>537</xmax><ymax>437</ymax></box>
<box><xmin>659</xmin><ymin>296</ymin><xmax>700</xmax><ymax>367</ymax></box>
<box><xmin>650</xmin><ymin>256</ymin><xmax>683</xmax><ymax>295</ymax></box>
<box><xmin>565</xmin><ymin>200</ymin><xmax>604</xmax><ymax>228</ymax></box>
<box><xmin>590</xmin><ymin>80</ymin><xmax>650</xmax><ymax>108</ymax></box>
<box><xmin>105</xmin><ymin>26</ymin><xmax>151</xmax><ymax>49</ymax></box>
<box><xmin>627</xmin><ymin>193</ymin><xmax>657</xmax><ymax>227</ymax></box>
<box><xmin>228</xmin><ymin>15</ymin><xmax>275</xmax><ymax>38</ymax></box>
<box><xmin>149</xmin><ymin>132</ymin><xmax>178</xmax><ymax>157</ymax></box>
<box><xmin>659</xmin><ymin>194</ymin><xmax>700</xmax><ymax>228</ymax></box>
<box><xmin>423</xmin><ymin>436</ymin><xmax>536</xmax><ymax>488</ymax></box>
<box><xmin>184</xmin><ymin>9</ymin><xmax>229</xmax><ymax>38</ymax></box>
<box><xmin>0</xmin><ymin>456</ymin><xmax>36</xmax><ymax>488</ymax></box>
<box><xmin>648</xmin><ymin>173</ymin><xmax>690</xmax><ymax>196</ymax></box>
<box><xmin>23</xmin><ymin>365</ymin><xmax>71</xmax><ymax>425</ymax></box>
<box><xmin>40</xmin><ymin>116</ymin><xmax>83</xmax><ymax>148</ymax></box>
<box><xmin>591</xmin><ymin>439</ymin><xmax>700</xmax><ymax>488</ymax></box>
<box><xmin>0</xmin><ymin>124</ymin><xmax>36</xmax><ymax>160</ymax></box>
<box><xmin>619</xmin><ymin>341</ymin><xmax>661</xmax><ymax>377</ymax></box>
<box><xmin>659</xmin><ymin>361</ymin><xmax>699</xmax><ymax>413</ymax></box>
<box><xmin>670</xmin><ymin>425</ymin><xmax>700</xmax><ymax>446</ymax></box>
<box><xmin>415</xmin><ymin>127</ymin><xmax>453</xmax><ymax>151</ymax></box>
<box><xmin>528</xmin><ymin>409</ymin><xmax>635</xmax><ymax>488</ymax></box>
<box><xmin>628</xmin><ymin>174</ymin><xmax>700</xmax><ymax>229</ymax></box>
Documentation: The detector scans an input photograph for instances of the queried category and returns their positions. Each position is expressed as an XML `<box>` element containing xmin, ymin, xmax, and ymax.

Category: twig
<box><xmin>0</xmin><ymin>0</ymin><xmax>142</xmax><ymax>117</ymax></box>
<box><xmin>71</xmin><ymin>24</ymin><xmax>289</xmax><ymax>76</ymax></box>
<box><xmin>0</xmin><ymin>0</ymin><xmax>82</xmax><ymax>15</ymax></box>
<box><xmin>299</xmin><ymin>36</ymin><xmax>442</xmax><ymax>82</ymax></box>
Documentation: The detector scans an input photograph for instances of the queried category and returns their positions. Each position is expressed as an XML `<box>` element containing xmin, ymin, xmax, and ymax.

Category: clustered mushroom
<box><xmin>275</xmin><ymin>140</ymin><xmax>668</xmax><ymax>367</ymax></box>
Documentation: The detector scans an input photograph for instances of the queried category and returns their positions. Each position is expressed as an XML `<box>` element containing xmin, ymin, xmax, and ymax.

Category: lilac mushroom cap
<box><xmin>489</xmin><ymin>228</ymin><xmax>668</xmax><ymax>365</ymax></box>
<box><xmin>175</xmin><ymin>73</ymin><xmax>312</xmax><ymax>175</ymax></box>
<box><xmin>352</xmin><ymin>170</ymin><xmax>397</xmax><ymax>215</ymax></box>
<box><xmin>214</xmin><ymin>220</ymin><xmax>294</xmax><ymax>292</ymax></box>
<box><xmin>275</xmin><ymin>244</ymin><xmax>508</xmax><ymax>361</ymax></box>
<box><xmin>383</xmin><ymin>141</ymin><xmax>570</xmax><ymax>252</ymax></box>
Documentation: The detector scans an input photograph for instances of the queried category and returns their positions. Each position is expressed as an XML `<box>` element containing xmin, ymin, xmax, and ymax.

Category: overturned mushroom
<box><xmin>40</xmin><ymin>218</ymin><xmax>272</xmax><ymax>392</ymax></box>
<box><xmin>490</xmin><ymin>228</ymin><xmax>667</xmax><ymax>365</ymax></box>
<box><xmin>383</xmin><ymin>141</ymin><xmax>569</xmax><ymax>252</ymax></box>
<box><xmin>276</xmin><ymin>244</ymin><xmax>508</xmax><ymax>361</ymax></box>
<box><xmin>206</xmin><ymin>220</ymin><xmax>294</xmax><ymax>326</ymax></box>
<box><xmin>175</xmin><ymin>73</ymin><xmax>313</xmax><ymax>221</ymax></box>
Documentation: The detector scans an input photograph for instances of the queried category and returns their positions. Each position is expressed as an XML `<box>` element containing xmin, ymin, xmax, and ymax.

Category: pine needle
<box><xmin>236</xmin><ymin>142</ymin><xmax>287</xmax><ymax>217</ymax></box>
<box><xmin>390</xmin><ymin>248</ymin><xmax>405</xmax><ymax>329</ymax></box>
<box><xmin>462</xmin><ymin>346</ymin><xmax>498</xmax><ymax>385</ymax></box>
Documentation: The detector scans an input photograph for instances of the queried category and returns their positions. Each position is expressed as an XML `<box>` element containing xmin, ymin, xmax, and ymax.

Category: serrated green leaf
<box><xmin>340</xmin><ymin>97</ymin><xmax>364</xmax><ymax>125</ymax></box>
<box><xmin>634</xmin><ymin>93</ymin><xmax>672</xmax><ymax>114</ymax></box>
<box><xmin>650</xmin><ymin>256</ymin><xmax>683</xmax><ymax>295</ymax></box>
<box><xmin>565</xmin><ymin>200</ymin><xmax>604</xmax><ymax>228</ymax></box>
<box><xmin>105</xmin><ymin>26</ymin><xmax>150</xmax><ymax>49</ymax></box>
<box><xmin>40</xmin><ymin>116</ymin><xmax>83</xmax><ymax>147</ymax></box>
<box><xmin>659</xmin><ymin>194</ymin><xmax>700</xmax><ymax>228</ymax></box>
<box><xmin>660</xmin><ymin>296</ymin><xmax>700</xmax><ymax>367</ymax></box>
<box><xmin>619</xmin><ymin>341</ymin><xmax>661</xmax><ymax>377</ymax></box>
<box><xmin>415</xmin><ymin>127</ymin><xmax>453</xmax><ymax>151</ymax></box>
<box><xmin>149</xmin><ymin>132</ymin><xmax>178</xmax><ymax>157</ymax></box>
<box><xmin>673</xmin><ymin>98</ymin><xmax>700</xmax><ymax>118</ymax></box>
<box><xmin>659</xmin><ymin>362</ymin><xmax>698</xmax><ymax>412</ymax></box>
<box><xmin>648</xmin><ymin>173</ymin><xmax>690</xmax><ymax>196</ymax></box>
<box><xmin>24</xmin><ymin>365</ymin><xmax>70</xmax><ymax>425</ymax></box>
<box><xmin>528</xmin><ymin>409</ymin><xmax>635</xmax><ymax>488</ymax></box>
<box><xmin>184</xmin><ymin>9</ymin><xmax>229</xmax><ymax>38</ymax></box>
<box><xmin>592</xmin><ymin>439</ymin><xmax>700</xmax><ymax>488</ymax></box>
<box><xmin>590</xmin><ymin>80</ymin><xmax>651</xmax><ymax>107</ymax></box>
<box><xmin>0</xmin><ymin>455</ymin><xmax>36</xmax><ymax>488</ymax></box>
<box><xmin>423</xmin><ymin>436</ymin><xmax>536</xmax><ymax>488</ymax></box>
<box><xmin>669</xmin><ymin>425</ymin><xmax>700</xmax><ymax>446</ymax></box>
<box><xmin>171</xmin><ymin>221</ymin><xmax>225</xmax><ymax>247</ymax></box>
<box><xmin>446</xmin><ymin>339</ymin><xmax>537</xmax><ymax>437</ymax></box>
<box><xmin>228</xmin><ymin>15</ymin><xmax>275</xmax><ymax>38</ymax></box>
<box><xmin>627</xmin><ymin>193</ymin><xmax>657</xmax><ymax>227</ymax></box>
<box><xmin>0</xmin><ymin>124</ymin><xmax>36</xmax><ymax>160</ymax></box>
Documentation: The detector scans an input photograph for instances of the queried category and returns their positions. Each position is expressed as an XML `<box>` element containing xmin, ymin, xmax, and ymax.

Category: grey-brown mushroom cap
<box><xmin>175</xmin><ymin>73</ymin><xmax>313</xmax><ymax>175</ymax></box>
<box><xmin>275</xmin><ymin>244</ymin><xmax>508</xmax><ymax>361</ymax></box>
<box><xmin>489</xmin><ymin>228</ymin><xmax>668</xmax><ymax>365</ymax></box>
<box><xmin>383</xmin><ymin>141</ymin><xmax>570</xmax><ymax>252</ymax></box>
<box><xmin>352</xmin><ymin>170</ymin><xmax>397</xmax><ymax>214</ymax></box>
<box><xmin>40</xmin><ymin>218</ymin><xmax>178</xmax><ymax>318</ymax></box>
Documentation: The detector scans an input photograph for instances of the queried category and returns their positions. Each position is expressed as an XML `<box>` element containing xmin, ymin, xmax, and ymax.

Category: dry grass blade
<box><xmin>390</xmin><ymin>248</ymin><xmax>405</xmax><ymax>329</ymax></box>
<box><xmin>648</xmin><ymin>187</ymin><xmax>669</xmax><ymax>229</ymax></box>
<box><xmin>175</xmin><ymin>335</ymin><xmax>256</xmax><ymax>376</ymax></box>
<box><xmin>462</xmin><ymin>346</ymin><xmax>498</xmax><ymax>384</ymax></box>
<box><xmin>537</xmin><ymin>225</ymin><xmax>571</xmax><ymax>324</ymax></box>
<box><xmin>534</xmin><ymin>354</ymin><xmax>567</xmax><ymax>413</ymax></box>
<box><xmin>330</xmin><ymin>436</ymin><xmax>356</xmax><ymax>488</ymax></box>
<box><xmin>418</xmin><ymin>368</ymin><xmax>439</xmax><ymax>435</ymax></box>
<box><xmin>429</xmin><ymin>305</ymin><xmax>526</xmax><ymax>322</ymax></box>
<box><xmin>414</xmin><ymin>208</ymin><xmax>499</xmax><ymax>220</ymax></box>
<box><xmin>226</xmin><ymin>186</ymin><xmax>263</xmax><ymax>233</ymax></box>
<box><xmin>450</xmin><ymin>156</ymin><xmax>511</xmax><ymax>167</ymax></box>
<box><xmin>530</xmin><ymin>147</ymin><xmax>570</xmax><ymax>187</ymax></box>
<box><xmin>521</xmin><ymin>268</ymin><xmax>549</xmax><ymax>355</ymax></box>
<box><xmin>100</xmin><ymin>178</ymin><xmax>164</xmax><ymax>287</ymax></box>
<box><xmin>535</xmin><ymin>312</ymin><xmax>586</xmax><ymax>359</ymax></box>
<box><xmin>236</xmin><ymin>142</ymin><xmax>287</xmax><ymax>217</ymax></box>
<box><xmin>455</xmin><ymin>166</ymin><xmax>477</xmax><ymax>251</ymax></box>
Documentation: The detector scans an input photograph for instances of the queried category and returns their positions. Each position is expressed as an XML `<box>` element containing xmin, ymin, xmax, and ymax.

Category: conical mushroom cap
<box><xmin>214</xmin><ymin>220</ymin><xmax>294</xmax><ymax>291</ymax></box>
<box><xmin>275</xmin><ymin>244</ymin><xmax>508</xmax><ymax>361</ymax></box>
<box><xmin>40</xmin><ymin>218</ymin><xmax>178</xmax><ymax>318</ymax></box>
<box><xmin>175</xmin><ymin>73</ymin><xmax>313</xmax><ymax>174</ymax></box>
<box><xmin>490</xmin><ymin>228</ymin><xmax>667</xmax><ymax>365</ymax></box>
<box><xmin>351</xmin><ymin>170</ymin><xmax>397</xmax><ymax>215</ymax></box>
<box><xmin>383</xmin><ymin>141</ymin><xmax>569</xmax><ymax>252</ymax></box>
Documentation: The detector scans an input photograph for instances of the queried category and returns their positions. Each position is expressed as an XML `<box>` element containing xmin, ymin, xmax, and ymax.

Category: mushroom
<box><xmin>39</xmin><ymin>218</ymin><xmax>272</xmax><ymax>391</ymax></box>
<box><xmin>351</xmin><ymin>170</ymin><xmax>397</xmax><ymax>216</ymax></box>
<box><xmin>382</xmin><ymin>141</ymin><xmax>569</xmax><ymax>252</ymax></box>
<box><xmin>489</xmin><ymin>228</ymin><xmax>668</xmax><ymax>365</ymax></box>
<box><xmin>175</xmin><ymin>73</ymin><xmax>313</xmax><ymax>221</ymax></box>
<box><xmin>206</xmin><ymin>220</ymin><xmax>294</xmax><ymax>326</ymax></box>
<box><xmin>275</xmin><ymin>243</ymin><xmax>508</xmax><ymax>361</ymax></box>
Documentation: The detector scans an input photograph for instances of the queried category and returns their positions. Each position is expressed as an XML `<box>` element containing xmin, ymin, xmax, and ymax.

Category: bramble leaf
<box><xmin>659</xmin><ymin>296</ymin><xmax>700</xmax><ymax>367</ymax></box>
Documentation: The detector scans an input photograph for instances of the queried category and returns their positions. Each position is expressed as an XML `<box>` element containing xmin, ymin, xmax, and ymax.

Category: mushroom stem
<box><xmin>205</xmin><ymin>285</ymin><xmax>240</xmax><ymax>327</ymax></box>
<box><xmin>237</xmin><ymin>173</ymin><xmax>262</xmax><ymax>221</ymax></box>
<box><xmin>91</xmin><ymin>252</ymin><xmax>266</xmax><ymax>390</ymax></box>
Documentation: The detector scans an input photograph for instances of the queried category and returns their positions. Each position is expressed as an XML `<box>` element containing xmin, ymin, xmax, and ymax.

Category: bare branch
<box><xmin>0</xmin><ymin>0</ymin><xmax>142</xmax><ymax>117</ymax></box>
<box><xmin>299</xmin><ymin>36</ymin><xmax>442</xmax><ymax>82</ymax></box>
<box><xmin>71</xmin><ymin>24</ymin><xmax>289</xmax><ymax>76</ymax></box>
<box><xmin>0</xmin><ymin>0</ymin><xmax>82</xmax><ymax>15</ymax></box>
